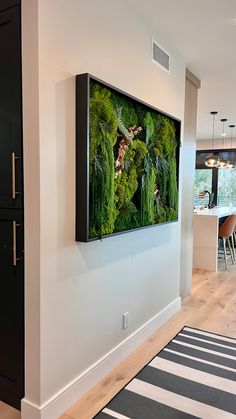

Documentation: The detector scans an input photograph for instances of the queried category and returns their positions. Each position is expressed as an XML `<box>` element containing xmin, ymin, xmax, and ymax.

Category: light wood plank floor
<box><xmin>0</xmin><ymin>402</ymin><xmax>20</xmax><ymax>419</ymax></box>
<box><xmin>61</xmin><ymin>268</ymin><xmax>236</xmax><ymax>419</ymax></box>
<box><xmin>1</xmin><ymin>268</ymin><xmax>236</xmax><ymax>419</ymax></box>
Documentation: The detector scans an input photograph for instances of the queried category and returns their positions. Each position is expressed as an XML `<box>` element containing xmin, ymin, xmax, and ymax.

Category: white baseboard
<box><xmin>21</xmin><ymin>297</ymin><xmax>181</xmax><ymax>419</ymax></box>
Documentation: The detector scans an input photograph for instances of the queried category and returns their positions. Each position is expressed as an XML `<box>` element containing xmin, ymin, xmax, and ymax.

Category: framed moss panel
<box><xmin>76</xmin><ymin>73</ymin><xmax>181</xmax><ymax>242</ymax></box>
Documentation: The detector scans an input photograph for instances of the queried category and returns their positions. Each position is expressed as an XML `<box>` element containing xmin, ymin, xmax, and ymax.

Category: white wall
<box><xmin>21</xmin><ymin>0</ymin><xmax>41</xmax><ymax>408</ymax></box>
<box><xmin>22</xmin><ymin>0</ymin><xmax>186</xmax><ymax>416</ymax></box>
<box><xmin>180</xmin><ymin>74</ymin><xmax>199</xmax><ymax>299</ymax></box>
<box><xmin>197</xmin><ymin>138</ymin><xmax>236</xmax><ymax>150</ymax></box>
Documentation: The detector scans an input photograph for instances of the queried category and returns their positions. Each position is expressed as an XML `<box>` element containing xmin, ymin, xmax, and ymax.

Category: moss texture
<box><xmin>89</xmin><ymin>80</ymin><xmax>179</xmax><ymax>238</ymax></box>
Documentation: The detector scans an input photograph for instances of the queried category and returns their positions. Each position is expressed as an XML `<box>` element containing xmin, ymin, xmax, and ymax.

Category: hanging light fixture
<box><xmin>221</xmin><ymin>119</ymin><xmax>227</xmax><ymax>137</ymax></box>
<box><xmin>217</xmin><ymin>118</ymin><xmax>228</xmax><ymax>168</ymax></box>
<box><xmin>227</xmin><ymin>124</ymin><xmax>235</xmax><ymax>169</ymax></box>
<box><xmin>205</xmin><ymin>111</ymin><xmax>220</xmax><ymax>167</ymax></box>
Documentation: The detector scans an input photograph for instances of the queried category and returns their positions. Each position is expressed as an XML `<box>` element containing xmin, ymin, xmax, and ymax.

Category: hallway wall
<box><xmin>180</xmin><ymin>70</ymin><xmax>200</xmax><ymax>299</ymax></box>
<box><xmin>22</xmin><ymin>0</ymin><xmax>186</xmax><ymax>416</ymax></box>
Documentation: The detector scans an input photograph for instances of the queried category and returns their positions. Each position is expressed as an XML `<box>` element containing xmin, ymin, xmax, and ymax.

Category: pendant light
<box><xmin>217</xmin><ymin>118</ymin><xmax>228</xmax><ymax>168</ymax></box>
<box><xmin>205</xmin><ymin>111</ymin><xmax>220</xmax><ymax>167</ymax></box>
<box><xmin>227</xmin><ymin>124</ymin><xmax>235</xmax><ymax>169</ymax></box>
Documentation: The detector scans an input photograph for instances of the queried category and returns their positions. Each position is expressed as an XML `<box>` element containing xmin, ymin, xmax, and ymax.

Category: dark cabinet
<box><xmin>0</xmin><ymin>5</ymin><xmax>23</xmax><ymax>209</ymax></box>
<box><xmin>0</xmin><ymin>2</ymin><xmax>24</xmax><ymax>410</ymax></box>
<box><xmin>0</xmin><ymin>210</ymin><xmax>24</xmax><ymax>409</ymax></box>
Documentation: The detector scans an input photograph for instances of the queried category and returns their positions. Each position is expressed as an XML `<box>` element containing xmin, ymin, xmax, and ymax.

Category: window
<box><xmin>218</xmin><ymin>169</ymin><xmax>236</xmax><ymax>207</ymax></box>
<box><xmin>194</xmin><ymin>169</ymin><xmax>212</xmax><ymax>206</ymax></box>
<box><xmin>195</xmin><ymin>150</ymin><xmax>236</xmax><ymax>208</ymax></box>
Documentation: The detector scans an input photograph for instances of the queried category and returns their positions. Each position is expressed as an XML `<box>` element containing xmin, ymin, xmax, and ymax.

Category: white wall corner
<box><xmin>21</xmin><ymin>297</ymin><xmax>181</xmax><ymax>419</ymax></box>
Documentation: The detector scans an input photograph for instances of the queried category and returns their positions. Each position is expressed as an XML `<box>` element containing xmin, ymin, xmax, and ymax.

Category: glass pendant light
<box><xmin>227</xmin><ymin>124</ymin><xmax>235</xmax><ymax>169</ymax></box>
<box><xmin>217</xmin><ymin>118</ymin><xmax>228</xmax><ymax>168</ymax></box>
<box><xmin>205</xmin><ymin>111</ymin><xmax>220</xmax><ymax>167</ymax></box>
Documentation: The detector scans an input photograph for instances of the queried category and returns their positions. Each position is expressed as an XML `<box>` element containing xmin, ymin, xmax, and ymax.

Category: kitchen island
<box><xmin>193</xmin><ymin>206</ymin><xmax>236</xmax><ymax>271</ymax></box>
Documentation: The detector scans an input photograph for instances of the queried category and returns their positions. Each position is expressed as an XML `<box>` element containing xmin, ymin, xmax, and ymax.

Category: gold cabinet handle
<box><xmin>13</xmin><ymin>221</ymin><xmax>20</xmax><ymax>267</ymax></box>
<box><xmin>12</xmin><ymin>152</ymin><xmax>20</xmax><ymax>199</ymax></box>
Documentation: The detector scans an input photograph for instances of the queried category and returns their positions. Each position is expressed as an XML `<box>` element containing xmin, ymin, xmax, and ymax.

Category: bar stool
<box><xmin>232</xmin><ymin>224</ymin><xmax>236</xmax><ymax>259</ymax></box>
<box><xmin>218</xmin><ymin>215</ymin><xmax>236</xmax><ymax>270</ymax></box>
<box><xmin>228</xmin><ymin>218</ymin><xmax>236</xmax><ymax>261</ymax></box>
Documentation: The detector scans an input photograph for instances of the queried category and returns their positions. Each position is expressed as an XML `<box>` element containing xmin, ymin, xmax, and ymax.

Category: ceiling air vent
<box><xmin>152</xmin><ymin>40</ymin><xmax>170</xmax><ymax>73</ymax></box>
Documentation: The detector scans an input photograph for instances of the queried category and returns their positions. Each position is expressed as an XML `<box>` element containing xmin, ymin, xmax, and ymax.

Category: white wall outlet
<box><xmin>123</xmin><ymin>312</ymin><xmax>129</xmax><ymax>329</ymax></box>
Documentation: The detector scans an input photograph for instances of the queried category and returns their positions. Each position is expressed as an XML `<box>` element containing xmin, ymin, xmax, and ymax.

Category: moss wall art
<box><xmin>76</xmin><ymin>74</ymin><xmax>181</xmax><ymax>242</ymax></box>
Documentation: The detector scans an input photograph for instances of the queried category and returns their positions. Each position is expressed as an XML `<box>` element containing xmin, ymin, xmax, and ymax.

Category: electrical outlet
<box><xmin>123</xmin><ymin>312</ymin><xmax>129</xmax><ymax>329</ymax></box>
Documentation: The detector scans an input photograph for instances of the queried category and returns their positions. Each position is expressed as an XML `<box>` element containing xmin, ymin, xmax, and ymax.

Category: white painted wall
<box><xmin>21</xmin><ymin>0</ymin><xmax>41</xmax><ymax>408</ymax></box>
<box><xmin>197</xmin><ymin>138</ymin><xmax>236</xmax><ymax>150</ymax></box>
<box><xmin>22</xmin><ymin>0</ymin><xmax>186</xmax><ymax>416</ymax></box>
<box><xmin>180</xmin><ymin>76</ymin><xmax>199</xmax><ymax>299</ymax></box>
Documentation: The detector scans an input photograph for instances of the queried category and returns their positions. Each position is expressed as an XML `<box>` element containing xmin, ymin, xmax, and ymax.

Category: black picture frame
<box><xmin>76</xmin><ymin>73</ymin><xmax>181</xmax><ymax>242</ymax></box>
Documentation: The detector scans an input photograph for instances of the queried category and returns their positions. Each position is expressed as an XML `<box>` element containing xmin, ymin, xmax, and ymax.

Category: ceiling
<box><xmin>126</xmin><ymin>0</ymin><xmax>236</xmax><ymax>140</ymax></box>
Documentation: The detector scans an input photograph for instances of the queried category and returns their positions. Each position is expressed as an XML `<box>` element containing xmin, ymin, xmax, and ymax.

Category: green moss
<box><xmin>157</xmin><ymin>156</ymin><xmax>169</xmax><ymax>205</ymax></box>
<box><xmin>89</xmin><ymin>82</ymin><xmax>117</xmax><ymax>175</ymax></box>
<box><xmin>166</xmin><ymin>207</ymin><xmax>177</xmax><ymax>221</ymax></box>
<box><xmin>143</xmin><ymin>112</ymin><xmax>155</xmax><ymax>137</ymax></box>
<box><xmin>168</xmin><ymin>158</ymin><xmax>178</xmax><ymax>209</ymax></box>
<box><xmin>114</xmin><ymin>139</ymin><xmax>147</xmax><ymax>232</ymax></box>
<box><xmin>90</xmin><ymin>133</ymin><xmax>118</xmax><ymax>237</ymax></box>
<box><xmin>155</xmin><ymin>201</ymin><xmax>166</xmax><ymax>223</ymax></box>
<box><xmin>89</xmin><ymin>82</ymin><xmax>118</xmax><ymax>237</ymax></box>
<box><xmin>140</xmin><ymin>159</ymin><xmax>157</xmax><ymax>226</ymax></box>
<box><xmin>114</xmin><ymin>211</ymin><xmax>140</xmax><ymax>232</ymax></box>
<box><xmin>156</xmin><ymin>116</ymin><xmax>177</xmax><ymax>157</ymax></box>
<box><xmin>150</xmin><ymin>115</ymin><xmax>178</xmax><ymax>215</ymax></box>
<box><xmin>110</xmin><ymin>92</ymin><xmax>138</xmax><ymax>128</ymax></box>
<box><xmin>115</xmin><ymin>169</ymin><xmax>137</xmax><ymax>210</ymax></box>
<box><xmin>129</xmin><ymin>139</ymin><xmax>148</xmax><ymax>179</ymax></box>
<box><xmin>88</xmin><ymin>80</ymin><xmax>179</xmax><ymax>236</ymax></box>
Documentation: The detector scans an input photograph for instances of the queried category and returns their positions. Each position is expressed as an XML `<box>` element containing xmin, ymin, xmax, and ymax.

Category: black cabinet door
<box><xmin>0</xmin><ymin>6</ymin><xmax>23</xmax><ymax>209</ymax></box>
<box><xmin>0</xmin><ymin>209</ymin><xmax>24</xmax><ymax>409</ymax></box>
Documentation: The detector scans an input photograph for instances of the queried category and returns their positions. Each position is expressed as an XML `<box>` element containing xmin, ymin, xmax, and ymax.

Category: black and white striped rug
<box><xmin>95</xmin><ymin>327</ymin><xmax>236</xmax><ymax>418</ymax></box>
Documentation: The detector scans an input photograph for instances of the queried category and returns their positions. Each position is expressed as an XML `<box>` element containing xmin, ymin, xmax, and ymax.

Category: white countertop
<box><xmin>193</xmin><ymin>206</ymin><xmax>236</xmax><ymax>218</ymax></box>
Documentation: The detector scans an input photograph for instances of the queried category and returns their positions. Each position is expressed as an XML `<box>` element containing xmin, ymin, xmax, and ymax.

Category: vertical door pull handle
<box><xmin>13</xmin><ymin>221</ymin><xmax>20</xmax><ymax>267</ymax></box>
<box><xmin>12</xmin><ymin>152</ymin><xmax>20</xmax><ymax>199</ymax></box>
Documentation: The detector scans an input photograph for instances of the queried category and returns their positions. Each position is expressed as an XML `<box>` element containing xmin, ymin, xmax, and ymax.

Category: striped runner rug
<box><xmin>94</xmin><ymin>327</ymin><xmax>236</xmax><ymax>419</ymax></box>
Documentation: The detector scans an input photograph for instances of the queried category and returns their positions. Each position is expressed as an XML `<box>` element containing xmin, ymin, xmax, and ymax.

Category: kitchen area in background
<box><xmin>193</xmin><ymin>126</ymin><xmax>236</xmax><ymax>272</ymax></box>
<box><xmin>194</xmin><ymin>149</ymin><xmax>236</xmax><ymax>209</ymax></box>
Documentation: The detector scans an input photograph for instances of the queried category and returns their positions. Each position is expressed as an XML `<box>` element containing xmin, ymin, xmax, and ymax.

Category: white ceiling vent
<box><xmin>152</xmin><ymin>40</ymin><xmax>170</xmax><ymax>74</ymax></box>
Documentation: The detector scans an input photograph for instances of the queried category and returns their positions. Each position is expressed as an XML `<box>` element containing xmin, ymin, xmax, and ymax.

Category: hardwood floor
<box><xmin>1</xmin><ymin>268</ymin><xmax>236</xmax><ymax>419</ymax></box>
<box><xmin>61</xmin><ymin>268</ymin><xmax>236</xmax><ymax>419</ymax></box>
<box><xmin>0</xmin><ymin>402</ymin><xmax>20</xmax><ymax>419</ymax></box>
